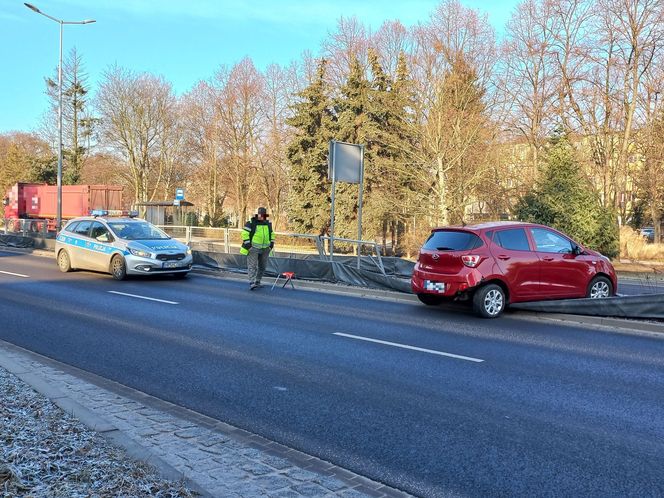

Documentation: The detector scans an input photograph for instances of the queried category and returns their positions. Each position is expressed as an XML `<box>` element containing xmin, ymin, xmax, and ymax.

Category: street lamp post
<box><xmin>24</xmin><ymin>3</ymin><xmax>95</xmax><ymax>232</ymax></box>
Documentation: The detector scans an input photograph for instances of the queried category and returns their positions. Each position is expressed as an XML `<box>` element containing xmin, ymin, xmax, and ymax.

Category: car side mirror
<box><xmin>572</xmin><ymin>245</ymin><xmax>583</xmax><ymax>256</ymax></box>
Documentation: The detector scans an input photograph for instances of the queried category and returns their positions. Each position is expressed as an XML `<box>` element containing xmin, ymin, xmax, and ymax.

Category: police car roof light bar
<box><xmin>91</xmin><ymin>209</ymin><xmax>108</xmax><ymax>217</ymax></box>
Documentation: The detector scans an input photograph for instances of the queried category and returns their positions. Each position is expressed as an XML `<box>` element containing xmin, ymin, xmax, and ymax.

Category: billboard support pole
<box><xmin>357</xmin><ymin>144</ymin><xmax>364</xmax><ymax>269</ymax></box>
<box><xmin>329</xmin><ymin>140</ymin><xmax>336</xmax><ymax>261</ymax></box>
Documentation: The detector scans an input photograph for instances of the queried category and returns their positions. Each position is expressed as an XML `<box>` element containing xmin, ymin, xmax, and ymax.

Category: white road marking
<box><xmin>333</xmin><ymin>332</ymin><xmax>484</xmax><ymax>363</ymax></box>
<box><xmin>0</xmin><ymin>270</ymin><xmax>30</xmax><ymax>278</ymax></box>
<box><xmin>107</xmin><ymin>291</ymin><xmax>179</xmax><ymax>305</ymax></box>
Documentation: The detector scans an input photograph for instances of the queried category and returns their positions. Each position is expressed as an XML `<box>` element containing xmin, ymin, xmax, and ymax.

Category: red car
<box><xmin>411</xmin><ymin>222</ymin><xmax>617</xmax><ymax>318</ymax></box>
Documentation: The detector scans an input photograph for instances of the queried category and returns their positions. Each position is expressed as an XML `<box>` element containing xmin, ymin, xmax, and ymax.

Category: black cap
<box><xmin>257</xmin><ymin>207</ymin><xmax>268</xmax><ymax>217</ymax></box>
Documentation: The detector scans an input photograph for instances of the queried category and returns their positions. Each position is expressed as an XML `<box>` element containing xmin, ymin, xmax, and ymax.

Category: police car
<box><xmin>55</xmin><ymin>210</ymin><xmax>193</xmax><ymax>280</ymax></box>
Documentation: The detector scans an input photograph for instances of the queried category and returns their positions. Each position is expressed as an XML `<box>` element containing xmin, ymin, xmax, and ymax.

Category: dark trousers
<box><xmin>247</xmin><ymin>246</ymin><xmax>270</xmax><ymax>284</ymax></box>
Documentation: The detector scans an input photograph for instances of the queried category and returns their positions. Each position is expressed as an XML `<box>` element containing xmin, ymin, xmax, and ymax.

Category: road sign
<box><xmin>328</xmin><ymin>141</ymin><xmax>362</xmax><ymax>184</ymax></box>
<box><xmin>328</xmin><ymin>140</ymin><xmax>365</xmax><ymax>268</ymax></box>
<box><xmin>175</xmin><ymin>188</ymin><xmax>185</xmax><ymax>200</ymax></box>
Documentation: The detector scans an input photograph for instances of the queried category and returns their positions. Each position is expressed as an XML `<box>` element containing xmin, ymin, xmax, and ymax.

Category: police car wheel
<box><xmin>110</xmin><ymin>255</ymin><xmax>127</xmax><ymax>281</ymax></box>
<box><xmin>57</xmin><ymin>250</ymin><xmax>71</xmax><ymax>273</ymax></box>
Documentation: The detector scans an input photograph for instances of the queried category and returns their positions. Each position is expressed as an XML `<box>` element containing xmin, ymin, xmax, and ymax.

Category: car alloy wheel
<box><xmin>588</xmin><ymin>276</ymin><xmax>612</xmax><ymax>299</ymax></box>
<box><xmin>483</xmin><ymin>289</ymin><xmax>504</xmax><ymax>316</ymax></box>
<box><xmin>473</xmin><ymin>283</ymin><xmax>506</xmax><ymax>318</ymax></box>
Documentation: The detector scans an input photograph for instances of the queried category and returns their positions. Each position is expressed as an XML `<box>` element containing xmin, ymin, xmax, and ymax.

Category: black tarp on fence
<box><xmin>0</xmin><ymin>234</ymin><xmax>34</xmax><ymax>248</ymax></box>
<box><xmin>511</xmin><ymin>294</ymin><xmax>664</xmax><ymax>320</ymax></box>
<box><xmin>193</xmin><ymin>251</ymin><xmax>412</xmax><ymax>293</ymax></box>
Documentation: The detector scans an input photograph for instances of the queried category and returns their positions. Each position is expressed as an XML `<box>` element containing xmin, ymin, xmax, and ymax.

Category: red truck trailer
<box><xmin>3</xmin><ymin>183</ymin><xmax>124</xmax><ymax>231</ymax></box>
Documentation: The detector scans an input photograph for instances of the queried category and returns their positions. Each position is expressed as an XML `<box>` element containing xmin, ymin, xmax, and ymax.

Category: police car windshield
<box><xmin>108</xmin><ymin>221</ymin><xmax>170</xmax><ymax>240</ymax></box>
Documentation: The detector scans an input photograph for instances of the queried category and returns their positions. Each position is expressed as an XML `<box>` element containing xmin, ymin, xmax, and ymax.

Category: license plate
<box><xmin>163</xmin><ymin>261</ymin><xmax>182</xmax><ymax>269</ymax></box>
<box><xmin>424</xmin><ymin>280</ymin><xmax>446</xmax><ymax>293</ymax></box>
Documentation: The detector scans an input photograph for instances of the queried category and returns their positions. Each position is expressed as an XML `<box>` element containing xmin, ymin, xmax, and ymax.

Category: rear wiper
<box><xmin>436</xmin><ymin>247</ymin><xmax>454</xmax><ymax>251</ymax></box>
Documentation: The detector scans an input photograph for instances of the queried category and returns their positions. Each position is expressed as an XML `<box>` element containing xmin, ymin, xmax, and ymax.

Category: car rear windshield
<box><xmin>422</xmin><ymin>230</ymin><xmax>483</xmax><ymax>251</ymax></box>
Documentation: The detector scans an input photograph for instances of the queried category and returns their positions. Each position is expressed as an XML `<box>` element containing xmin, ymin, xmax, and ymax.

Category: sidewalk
<box><xmin>0</xmin><ymin>340</ymin><xmax>410</xmax><ymax>498</ymax></box>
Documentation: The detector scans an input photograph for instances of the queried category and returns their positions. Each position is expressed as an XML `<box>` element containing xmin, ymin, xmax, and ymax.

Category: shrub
<box><xmin>515</xmin><ymin>133</ymin><xmax>619</xmax><ymax>258</ymax></box>
<box><xmin>620</xmin><ymin>226</ymin><xmax>664</xmax><ymax>261</ymax></box>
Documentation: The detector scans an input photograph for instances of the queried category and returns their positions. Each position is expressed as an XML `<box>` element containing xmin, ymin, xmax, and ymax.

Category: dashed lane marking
<box><xmin>333</xmin><ymin>332</ymin><xmax>484</xmax><ymax>363</ymax></box>
<box><xmin>107</xmin><ymin>290</ymin><xmax>179</xmax><ymax>305</ymax></box>
<box><xmin>0</xmin><ymin>270</ymin><xmax>30</xmax><ymax>278</ymax></box>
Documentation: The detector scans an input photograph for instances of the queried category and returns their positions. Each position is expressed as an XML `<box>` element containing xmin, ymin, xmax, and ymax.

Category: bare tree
<box><xmin>0</xmin><ymin>132</ymin><xmax>54</xmax><ymax>193</ymax></box>
<box><xmin>500</xmin><ymin>0</ymin><xmax>558</xmax><ymax>179</ymax></box>
<box><xmin>636</xmin><ymin>96</ymin><xmax>664</xmax><ymax>241</ymax></box>
<box><xmin>213</xmin><ymin>58</ymin><xmax>264</xmax><ymax>226</ymax></box>
<box><xmin>181</xmin><ymin>81</ymin><xmax>227</xmax><ymax>225</ymax></box>
<box><xmin>552</xmin><ymin>0</ymin><xmax>664</xmax><ymax>222</ymax></box>
<box><xmin>371</xmin><ymin>20</ymin><xmax>412</xmax><ymax>78</ymax></box>
<box><xmin>409</xmin><ymin>0</ymin><xmax>498</xmax><ymax>225</ymax></box>
<box><xmin>96</xmin><ymin>66</ymin><xmax>180</xmax><ymax>205</ymax></box>
<box><xmin>254</xmin><ymin>64</ymin><xmax>295</xmax><ymax>229</ymax></box>
<box><xmin>321</xmin><ymin>16</ymin><xmax>370</xmax><ymax>87</ymax></box>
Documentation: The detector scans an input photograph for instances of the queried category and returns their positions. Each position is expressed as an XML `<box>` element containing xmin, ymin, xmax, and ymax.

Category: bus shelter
<box><xmin>134</xmin><ymin>200</ymin><xmax>194</xmax><ymax>226</ymax></box>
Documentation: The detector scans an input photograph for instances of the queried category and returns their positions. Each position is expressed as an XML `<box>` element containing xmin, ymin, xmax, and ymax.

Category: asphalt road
<box><xmin>1</xmin><ymin>251</ymin><xmax>663</xmax><ymax>497</ymax></box>
<box><xmin>618</xmin><ymin>277</ymin><xmax>664</xmax><ymax>296</ymax></box>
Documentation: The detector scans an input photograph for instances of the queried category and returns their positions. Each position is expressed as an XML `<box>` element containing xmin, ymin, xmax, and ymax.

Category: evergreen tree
<box><xmin>29</xmin><ymin>156</ymin><xmax>58</xmax><ymax>184</ymax></box>
<box><xmin>365</xmin><ymin>50</ymin><xmax>419</xmax><ymax>251</ymax></box>
<box><xmin>363</xmin><ymin>49</ymin><xmax>394</xmax><ymax>243</ymax></box>
<box><xmin>286</xmin><ymin>60</ymin><xmax>335</xmax><ymax>234</ymax></box>
<box><xmin>333</xmin><ymin>56</ymin><xmax>371</xmax><ymax>241</ymax></box>
<box><xmin>43</xmin><ymin>48</ymin><xmax>94</xmax><ymax>184</ymax></box>
<box><xmin>515</xmin><ymin>132</ymin><xmax>619</xmax><ymax>258</ymax></box>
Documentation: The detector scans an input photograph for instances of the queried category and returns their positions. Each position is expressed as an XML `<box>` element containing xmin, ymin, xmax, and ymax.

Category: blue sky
<box><xmin>0</xmin><ymin>0</ymin><xmax>519</xmax><ymax>134</ymax></box>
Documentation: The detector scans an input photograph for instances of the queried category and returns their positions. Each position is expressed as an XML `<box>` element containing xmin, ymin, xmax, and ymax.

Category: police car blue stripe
<box><xmin>57</xmin><ymin>235</ymin><xmax>129</xmax><ymax>256</ymax></box>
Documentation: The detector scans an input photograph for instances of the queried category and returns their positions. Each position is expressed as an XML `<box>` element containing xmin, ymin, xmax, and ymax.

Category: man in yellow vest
<box><xmin>240</xmin><ymin>207</ymin><xmax>275</xmax><ymax>290</ymax></box>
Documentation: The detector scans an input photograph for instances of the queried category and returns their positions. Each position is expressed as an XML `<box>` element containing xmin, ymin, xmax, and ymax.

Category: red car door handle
<box><xmin>542</xmin><ymin>257</ymin><xmax>554</xmax><ymax>261</ymax></box>
<box><xmin>497</xmin><ymin>255</ymin><xmax>510</xmax><ymax>260</ymax></box>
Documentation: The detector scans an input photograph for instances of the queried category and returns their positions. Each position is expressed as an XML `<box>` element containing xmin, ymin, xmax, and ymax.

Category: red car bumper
<box><xmin>411</xmin><ymin>265</ymin><xmax>484</xmax><ymax>297</ymax></box>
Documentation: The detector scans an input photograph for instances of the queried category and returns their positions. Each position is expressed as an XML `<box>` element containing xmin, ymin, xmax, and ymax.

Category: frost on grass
<box><xmin>0</xmin><ymin>368</ymin><xmax>197</xmax><ymax>497</ymax></box>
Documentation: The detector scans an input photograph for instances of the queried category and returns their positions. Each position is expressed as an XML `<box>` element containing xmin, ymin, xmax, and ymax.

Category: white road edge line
<box><xmin>0</xmin><ymin>270</ymin><xmax>30</xmax><ymax>278</ymax></box>
<box><xmin>333</xmin><ymin>332</ymin><xmax>484</xmax><ymax>363</ymax></box>
<box><xmin>107</xmin><ymin>291</ymin><xmax>179</xmax><ymax>305</ymax></box>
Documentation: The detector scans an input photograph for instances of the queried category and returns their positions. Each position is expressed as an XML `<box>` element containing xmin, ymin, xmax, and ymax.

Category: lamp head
<box><xmin>24</xmin><ymin>3</ymin><xmax>41</xmax><ymax>13</ymax></box>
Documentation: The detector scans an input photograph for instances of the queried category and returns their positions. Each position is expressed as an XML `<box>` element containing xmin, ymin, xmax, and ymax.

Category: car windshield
<box><xmin>108</xmin><ymin>221</ymin><xmax>170</xmax><ymax>240</ymax></box>
<box><xmin>423</xmin><ymin>230</ymin><xmax>483</xmax><ymax>251</ymax></box>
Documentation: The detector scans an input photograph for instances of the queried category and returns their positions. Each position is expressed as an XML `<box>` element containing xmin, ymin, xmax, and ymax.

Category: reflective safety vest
<box><xmin>240</xmin><ymin>218</ymin><xmax>274</xmax><ymax>255</ymax></box>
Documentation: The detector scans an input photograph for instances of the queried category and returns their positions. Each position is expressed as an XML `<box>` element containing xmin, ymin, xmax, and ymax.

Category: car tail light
<box><xmin>462</xmin><ymin>255</ymin><xmax>481</xmax><ymax>267</ymax></box>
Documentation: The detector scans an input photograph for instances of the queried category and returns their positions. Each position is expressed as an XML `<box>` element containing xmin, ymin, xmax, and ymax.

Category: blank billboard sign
<box><xmin>328</xmin><ymin>141</ymin><xmax>362</xmax><ymax>184</ymax></box>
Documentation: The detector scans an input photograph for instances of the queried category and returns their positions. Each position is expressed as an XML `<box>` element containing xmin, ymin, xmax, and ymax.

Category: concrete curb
<box><xmin>514</xmin><ymin>311</ymin><xmax>664</xmax><ymax>336</ymax></box>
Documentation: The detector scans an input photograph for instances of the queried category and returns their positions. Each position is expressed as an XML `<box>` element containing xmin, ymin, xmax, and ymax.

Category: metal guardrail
<box><xmin>320</xmin><ymin>235</ymin><xmax>385</xmax><ymax>274</ymax></box>
<box><xmin>156</xmin><ymin>226</ymin><xmax>386</xmax><ymax>275</ymax></box>
<box><xmin>2</xmin><ymin>218</ymin><xmax>50</xmax><ymax>237</ymax></box>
